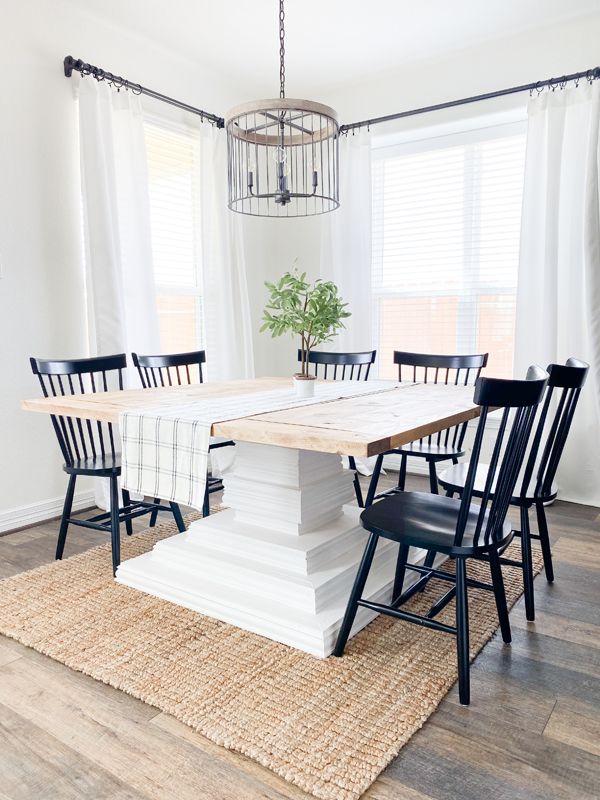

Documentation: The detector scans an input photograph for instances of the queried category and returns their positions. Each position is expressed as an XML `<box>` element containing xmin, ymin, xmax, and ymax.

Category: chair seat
<box><xmin>64</xmin><ymin>455</ymin><xmax>121</xmax><ymax>477</ymax></box>
<box><xmin>391</xmin><ymin>442</ymin><xmax>465</xmax><ymax>459</ymax></box>
<box><xmin>360</xmin><ymin>491</ymin><xmax>512</xmax><ymax>555</ymax></box>
<box><xmin>438</xmin><ymin>463</ymin><xmax>558</xmax><ymax>505</ymax></box>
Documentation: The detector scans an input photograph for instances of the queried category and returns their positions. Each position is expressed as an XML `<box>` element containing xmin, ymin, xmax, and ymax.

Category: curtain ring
<box><xmin>535</xmin><ymin>81</ymin><xmax>544</xmax><ymax>95</ymax></box>
<box><xmin>131</xmin><ymin>83</ymin><xmax>143</xmax><ymax>96</ymax></box>
<box><xmin>95</xmin><ymin>69</ymin><xmax>105</xmax><ymax>82</ymax></box>
<box><xmin>112</xmin><ymin>75</ymin><xmax>124</xmax><ymax>90</ymax></box>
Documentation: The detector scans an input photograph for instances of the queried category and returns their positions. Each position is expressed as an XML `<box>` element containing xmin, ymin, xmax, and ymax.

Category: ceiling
<box><xmin>77</xmin><ymin>0</ymin><xmax>600</xmax><ymax>98</ymax></box>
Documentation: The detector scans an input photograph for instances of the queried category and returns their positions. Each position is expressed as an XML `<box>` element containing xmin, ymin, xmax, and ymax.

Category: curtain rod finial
<box><xmin>63</xmin><ymin>55</ymin><xmax>75</xmax><ymax>78</ymax></box>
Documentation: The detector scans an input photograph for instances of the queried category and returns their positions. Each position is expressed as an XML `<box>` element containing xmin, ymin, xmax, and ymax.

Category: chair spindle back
<box><xmin>527</xmin><ymin>357</ymin><xmax>589</xmax><ymax>499</ymax></box>
<box><xmin>132</xmin><ymin>350</ymin><xmax>206</xmax><ymax>388</ymax></box>
<box><xmin>394</xmin><ymin>351</ymin><xmax>488</xmax><ymax>451</ymax></box>
<box><xmin>30</xmin><ymin>354</ymin><xmax>126</xmax><ymax>467</ymax></box>
<box><xmin>454</xmin><ymin>366</ymin><xmax>548</xmax><ymax>549</ymax></box>
<box><xmin>297</xmin><ymin>350</ymin><xmax>377</xmax><ymax>382</ymax></box>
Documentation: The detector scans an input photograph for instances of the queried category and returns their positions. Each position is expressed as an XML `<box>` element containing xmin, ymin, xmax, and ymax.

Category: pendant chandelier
<box><xmin>225</xmin><ymin>0</ymin><xmax>340</xmax><ymax>217</ymax></box>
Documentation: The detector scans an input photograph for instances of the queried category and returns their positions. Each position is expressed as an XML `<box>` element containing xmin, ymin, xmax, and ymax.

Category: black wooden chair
<box><xmin>132</xmin><ymin>350</ymin><xmax>234</xmax><ymax>518</ymax></box>
<box><xmin>298</xmin><ymin>349</ymin><xmax>377</xmax><ymax>507</ymax></box>
<box><xmin>334</xmin><ymin>366</ymin><xmax>548</xmax><ymax>706</ymax></box>
<box><xmin>365</xmin><ymin>351</ymin><xmax>488</xmax><ymax>508</ymax></box>
<box><xmin>438</xmin><ymin>357</ymin><xmax>589</xmax><ymax>621</ymax></box>
<box><xmin>30</xmin><ymin>354</ymin><xmax>185</xmax><ymax>575</ymax></box>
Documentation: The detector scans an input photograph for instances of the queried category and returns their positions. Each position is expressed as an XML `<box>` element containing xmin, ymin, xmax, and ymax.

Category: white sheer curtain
<box><xmin>198</xmin><ymin>124</ymin><xmax>255</xmax><ymax>381</ymax></box>
<box><xmin>320</xmin><ymin>131</ymin><xmax>375</xmax><ymax>475</ymax></box>
<box><xmin>514</xmin><ymin>82</ymin><xmax>600</xmax><ymax>505</ymax></box>
<box><xmin>77</xmin><ymin>76</ymin><xmax>160</xmax><ymax>364</ymax></box>
<box><xmin>320</xmin><ymin>131</ymin><xmax>372</xmax><ymax>351</ymax></box>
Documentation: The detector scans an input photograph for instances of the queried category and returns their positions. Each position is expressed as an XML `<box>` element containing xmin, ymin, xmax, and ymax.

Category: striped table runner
<box><xmin>120</xmin><ymin>380</ymin><xmax>399</xmax><ymax>509</ymax></box>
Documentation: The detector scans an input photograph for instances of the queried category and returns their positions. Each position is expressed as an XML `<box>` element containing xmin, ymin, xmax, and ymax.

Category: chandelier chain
<box><xmin>279</xmin><ymin>0</ymin><xmax>285</xmax><ymax>99</ymax></box>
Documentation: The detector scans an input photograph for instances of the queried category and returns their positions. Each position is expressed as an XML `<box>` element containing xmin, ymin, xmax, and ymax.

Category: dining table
<box><xmin>22</xmin><ymin>376</ymin><xmax>479</xmax><ymax>657</ymax></box>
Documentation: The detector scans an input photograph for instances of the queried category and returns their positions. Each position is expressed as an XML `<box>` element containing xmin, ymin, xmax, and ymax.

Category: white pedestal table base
<box><xmin>116</xmin><ymin>442</ymin><xmax>429</xmax><ymax>657</ymax></box>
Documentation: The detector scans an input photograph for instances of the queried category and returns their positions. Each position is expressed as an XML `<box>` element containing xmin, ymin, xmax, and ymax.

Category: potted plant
<box><xmin>261</xmin><ymin>270</ymin><xmax>351</xmax><ymax>398</ymax></box>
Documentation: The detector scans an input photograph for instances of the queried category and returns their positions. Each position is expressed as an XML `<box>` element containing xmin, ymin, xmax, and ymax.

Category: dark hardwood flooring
<box><xmin>0</xmin><ymin>474</ymin><xmax>599</xmax><ymax>799</ymax></box>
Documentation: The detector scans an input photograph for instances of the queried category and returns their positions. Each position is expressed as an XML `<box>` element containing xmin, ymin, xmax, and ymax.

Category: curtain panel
<box><xmin>76</xmin><ymin>76</ymin><xmax>161</xmax><ymax>366</ymax></box>
<box><xmin>320</xmin><ymin>131</ymin><xmax>372</xmax><ymax>352</ymax></box>
<box><xmin>515</xmin><ymin>82</ymin><xmax>600</xmax><ymax>505</ymax></box>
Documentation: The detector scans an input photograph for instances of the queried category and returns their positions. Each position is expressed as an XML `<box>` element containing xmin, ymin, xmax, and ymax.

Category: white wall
<box><xmin>321</xmin><ymin>12</ymin><xmax>600</xmax><ymax>129</ymax></box>
<box><xmin>0</xmin><ymin>0</ymin><xmax>240</xmax><ymax>528</ymax></box>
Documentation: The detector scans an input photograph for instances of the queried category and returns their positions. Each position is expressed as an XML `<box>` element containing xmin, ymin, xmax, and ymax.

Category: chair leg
<box><xmin>333</xmin><ymin>532</ymin><xmax>380</xmax><ymax>656</ymax></box>
<box><xmin>489</xmin><ymin>547</ymin><xmax>511</xmax><ymax>643</ymax></box>
<box><xmin>398</xmin><ymin>454</ymin><xmax>407</xmax><ymax>491</ymax></box>
<box><xmin>428</xmin><ymin>459</ymin><xmax>439</xmax><ymax>494</ymax></box>
<box><xmin>149</xmin><ymin>498</ymin><xmax>160</xmax><ymax>527</ymax></box>
<box><xmin>520</xmin><ymin>505</ymin><xmax>535</xmax><ymax>621</ymax></box>
<box><xmin>348</xmin><ymin>456</ymin><xmax>364</xmax><ymax>508</ymax></box>
<box><xmin>170</xmin><ymin>502</ymin><xmax>186</xmax><ymax>532</ymax></box>
<box><xmin>392</xmin><ymin>543</ymin><xmax>410</xmax><ymax>603</ymax></box>
<box><xmin>109</xmin><ymin>475</ymin><xmax>121</xmax><ymax>577</ymax></box>
<box><xmin>121</xmin><ymin>489</ymin><xmax>133</xmax><ymax>536</ymax></box>
<box><xmin>455</xmin><ymin>557</ymin><xmax>470</xmax><ymax>706</ymax></box>
<box><xmin>365</xmin><ymin>454</ymin><xmax>384</xmax><ymax>507</ymax></box>
<box><xmin>202</xmin><ymin>477</ymin><xmax>211</xmax><ymax>518</ymax></box>
<box><xmin>535</xmin><ymin>501</ymin><xmax>554</xmax><ymax>583</ymax></box>
<box><xmin>422</xmin><ymin>460</ymin><xmax>441</xmax><ymax>573</ymax></box>
<box><xmin>56</xmin><ymin>474</ymin><xmax>77</xmax><ymax>560</ymax></box>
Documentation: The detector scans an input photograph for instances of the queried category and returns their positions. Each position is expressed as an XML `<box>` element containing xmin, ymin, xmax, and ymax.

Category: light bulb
<box><xmin>273</xmin><ymin>145</ymin><xmax>287</xmax><ymax>165</ymax></box>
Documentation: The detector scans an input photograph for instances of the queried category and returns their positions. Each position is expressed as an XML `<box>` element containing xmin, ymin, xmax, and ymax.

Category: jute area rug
<box><xmin>0</xmin><ymin>511</ymin><xmax>542</xmax><ymax>800</ymax></box>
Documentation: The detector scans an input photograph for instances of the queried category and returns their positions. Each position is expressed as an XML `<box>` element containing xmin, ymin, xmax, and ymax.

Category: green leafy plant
<box><xmin>261</xmin><ymin>270</ymin><xmax>351</xmax><ymax>377</ymax></box>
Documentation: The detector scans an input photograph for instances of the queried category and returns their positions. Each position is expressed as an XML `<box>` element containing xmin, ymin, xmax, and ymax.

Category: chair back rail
<box><xmin>393</xmin><ymin>351</ymin><xmax>488</xmax><ymax>451</ymax></box>
<box><xmin>30</xmin><ymin>354</ymin><xmax>126</xmax><ymax>467</ymax></box>
<box><xmin>132</xmin><ymin>350</ymin><xmax>206</xmax><ymax>388</ymax></box>
<box><xmin>455</xmin><ymin>366</ymin><xmax>548</xmax><ymax>548</ymax></box>
<box><xmin>297</xmin><ymin>349</ymin><xmax>377</xmax><ymax>381</ymax></box>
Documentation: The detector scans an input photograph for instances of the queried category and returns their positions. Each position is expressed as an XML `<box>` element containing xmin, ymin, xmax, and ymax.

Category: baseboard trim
<box><xmin>0</xmin><ymin>491</ymin><xmax>97</xmax><ymax>535</ymax></box>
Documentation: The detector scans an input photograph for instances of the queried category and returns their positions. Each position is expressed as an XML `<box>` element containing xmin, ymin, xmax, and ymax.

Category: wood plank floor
<box><xmin>0</xmin><ymin>474</ymin><xmax>599</xmax><ymax>800</ymax></box>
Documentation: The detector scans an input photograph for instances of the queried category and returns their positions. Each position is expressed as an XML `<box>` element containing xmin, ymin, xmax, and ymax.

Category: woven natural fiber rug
<box><xmin>0</xmin><ymin>512</ymin><xmax>542</xmax><ymax>800</ymax></box>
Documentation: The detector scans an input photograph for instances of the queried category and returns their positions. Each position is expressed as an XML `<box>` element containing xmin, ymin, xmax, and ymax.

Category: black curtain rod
<box><xmin>339</xmin><ymin>66</ymin><xmax>600</xmax><ymax>133</ymax></box>
<box><xmin>64</xmin><ymin>56</ymin><xmax>600</xmax><ymax>135</ymax></box>
<box><xmin>63</xmin><ymin>55</ymin><xmax>225</xmax><ymax>128</ymax></box>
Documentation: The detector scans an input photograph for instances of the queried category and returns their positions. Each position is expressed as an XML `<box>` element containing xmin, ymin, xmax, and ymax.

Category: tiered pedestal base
<box><xmin>116</xmin><ymin>442</ymin><xmax>428</xmax><ymax>657</ymax></box>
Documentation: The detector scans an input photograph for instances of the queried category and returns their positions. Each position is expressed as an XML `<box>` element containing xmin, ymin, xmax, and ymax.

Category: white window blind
<box><xmin>372</xmin><ymin>123</ymin><xmax>526</xmax><ymax>379</ymax></box>
<box><xmin>144</xmin><ymin>118</ymin><xmax>204</xmax><ymax>353</ymax></box>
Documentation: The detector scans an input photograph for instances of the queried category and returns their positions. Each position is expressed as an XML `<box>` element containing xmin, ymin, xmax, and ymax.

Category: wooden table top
<box><xmin>22</xmin><ymin>377</ymin><xmax>479</xmax><ymax>457</ymax></box>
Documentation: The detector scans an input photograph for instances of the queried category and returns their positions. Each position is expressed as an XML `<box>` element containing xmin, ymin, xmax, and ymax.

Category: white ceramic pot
<box><xmin>293</xmin><ymin>374</ymin><xmax>316</xmax><ymax>399</ymax></box>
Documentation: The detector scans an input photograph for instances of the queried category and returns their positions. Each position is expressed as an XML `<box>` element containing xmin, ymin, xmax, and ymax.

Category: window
<box><xmin>144</xmin><ymin>118</ymin><xmax>204</xmax><ymax>353</ymax></box>
<box><xmin>371</xmin><ymin>122</ymin><xmax>526</xmax><ymax>379</ymax></box>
